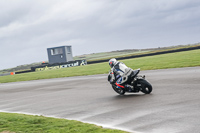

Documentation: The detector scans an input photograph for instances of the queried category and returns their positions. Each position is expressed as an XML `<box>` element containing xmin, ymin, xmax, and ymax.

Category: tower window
<box><xmin>51</xmin><ymin>48</ymin><xmax>63</xmax><ymax>55</ymax></box>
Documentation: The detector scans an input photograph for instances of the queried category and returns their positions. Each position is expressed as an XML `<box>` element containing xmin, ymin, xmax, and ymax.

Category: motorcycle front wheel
<box><xmin>137</xmin><ymin>79</ymin><xmax>152</xmax><ymax>94</ymax></box>
<box><xmin>112</xmin><ymin>84</ymin><xmax>125</xmax><ymax>95</ymax></box>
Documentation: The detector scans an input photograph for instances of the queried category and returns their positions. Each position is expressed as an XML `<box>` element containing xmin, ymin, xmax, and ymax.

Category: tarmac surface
<box><xmin>0</xmin><ymin>67</ymin><xmax>200</xmax><ymax>133</ymax></box>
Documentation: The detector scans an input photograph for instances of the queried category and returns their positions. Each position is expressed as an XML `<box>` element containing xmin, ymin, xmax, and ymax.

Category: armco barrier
<box><xmin>0</xmin><ymin>73</ymin><xmax>11</xmax><ymax>76</ymax></box>
<box><xmin>87</xmin><ymin>45</ymin><xmax>200</xmax><ymax>64</ymax></box>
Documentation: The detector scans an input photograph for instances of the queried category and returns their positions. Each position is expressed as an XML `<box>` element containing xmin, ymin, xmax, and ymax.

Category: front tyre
<box><xmin>112</xmin><ymin>84</ymin><xmax>125</xmax><ymax>95</ymax></box>
<box><xmin>137</xmin><ymin>79</ymin><xmax>152</xmax><ymax>94</ymax></box>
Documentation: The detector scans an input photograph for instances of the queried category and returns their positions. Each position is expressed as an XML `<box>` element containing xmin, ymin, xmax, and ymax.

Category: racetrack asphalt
<box><xmin>0</xmin><ymin>67</ymin><xmax>200</xmax><ymax>133</ymax></box>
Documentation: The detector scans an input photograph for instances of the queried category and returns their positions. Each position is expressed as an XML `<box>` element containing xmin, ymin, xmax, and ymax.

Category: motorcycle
<box><xmin>108</xmin><ymin>68</ymin><xmax>152</xmax><ymax>95</ymax></box>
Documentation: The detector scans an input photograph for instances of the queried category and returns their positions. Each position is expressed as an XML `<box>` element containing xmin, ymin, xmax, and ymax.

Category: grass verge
<box><xmin>0</xmin><ymin>49</ymin><xmax>200</xmax><ymax>83</ymax></box>
<box><xmin>0</xmin><ymin>112</ymin><xmax>127</xmax><ymax>133</ymax></box>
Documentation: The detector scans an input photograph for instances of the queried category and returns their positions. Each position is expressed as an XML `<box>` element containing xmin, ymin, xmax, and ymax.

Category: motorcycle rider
<box><xmin>108</xmin><ymin>58</ymin><xmax>134</xmax><ymax>91</ymax></box>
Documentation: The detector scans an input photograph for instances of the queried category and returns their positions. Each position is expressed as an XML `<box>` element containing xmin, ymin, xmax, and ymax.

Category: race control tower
<box><xmin>47</xmin><ymin>46</ymin><xmax>74</xmax><ymax>64</ymax></box>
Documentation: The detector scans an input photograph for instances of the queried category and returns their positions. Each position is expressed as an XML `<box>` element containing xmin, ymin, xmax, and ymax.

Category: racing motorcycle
<box><xmin>108</xmin><ymin>68</ymin><xmax>152</xmax><ymax>95</ymax></box>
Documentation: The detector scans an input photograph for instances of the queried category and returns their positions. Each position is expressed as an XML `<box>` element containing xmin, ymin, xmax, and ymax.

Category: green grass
<box><xmin>0</xmin><ymin>49</ymin><xmax>200</xmax><ymax>83</ymax></box>
<box><xmin>0</xmin><ymin>112</ymin><xmax>127</xmax><ymax>133</ymax></box>
<box><xmin>123</xmin><ymin>49</ymin><xmax>200</xmax><ymax>70</ymax></box>
<box><xmin>83</xmin><ymin>43</ymin><xmax>200</xmax><ymax>62</ymax></box>
<box><xmin>74</xmin><ymin>50</ymin><xmax>149</xmax><ymax>61</ymax></box>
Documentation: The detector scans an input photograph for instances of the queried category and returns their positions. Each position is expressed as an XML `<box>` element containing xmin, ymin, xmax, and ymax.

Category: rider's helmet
<box><xmin>109</xmin><ymin>58</ymin><xmax>117</xmax><ymax>68</ymax></box>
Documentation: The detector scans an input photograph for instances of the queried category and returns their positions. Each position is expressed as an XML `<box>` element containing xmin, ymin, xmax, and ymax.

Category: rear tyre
<box><xmin>138</xmin><ymin>79</ymin><xmax>152</xmax><ymax>94</ymax></box>
<box><xmin>112</xmin><ymin>84</ymin><xmax>125</xmax><ymax>95</ymax></box>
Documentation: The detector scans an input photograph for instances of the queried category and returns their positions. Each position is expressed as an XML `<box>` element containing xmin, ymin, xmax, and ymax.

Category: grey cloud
<box><xmin>0</xmin><ymin>0</ymin><xmax>200</xmax><ymax>70</ymax></box>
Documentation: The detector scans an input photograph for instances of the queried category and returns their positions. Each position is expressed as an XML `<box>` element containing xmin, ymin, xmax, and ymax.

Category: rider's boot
<box><xmin>125</xmin><ymin>84</ymin><xmax>134</xmax><ymax>92</ymax></box>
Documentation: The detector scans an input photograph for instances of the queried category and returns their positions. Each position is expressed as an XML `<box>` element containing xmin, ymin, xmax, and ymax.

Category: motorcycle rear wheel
<box><xmin>138</xmin><ymin>79</ymin><xmax>152</xmax><ymax>94</ymax></box>
<box><xmin>112</xmin><ymin>84</ymin><xmax>125</xmax><ymax>95</ymax></box>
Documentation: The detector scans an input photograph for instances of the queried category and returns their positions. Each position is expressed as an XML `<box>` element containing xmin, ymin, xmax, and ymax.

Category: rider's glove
<box><xmin>110</xmin><ymin>79</ymin><xmax>115</xmax><ymax>84</ymax></box>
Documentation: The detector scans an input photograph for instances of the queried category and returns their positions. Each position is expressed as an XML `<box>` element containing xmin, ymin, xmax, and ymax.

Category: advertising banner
<box><xmin>31</xmin><ymin>60</ymin><xmax>87</xmax><ymax>72</ymax></box>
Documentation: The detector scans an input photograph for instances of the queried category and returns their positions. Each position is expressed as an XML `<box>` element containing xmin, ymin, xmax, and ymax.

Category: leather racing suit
<box><xmin>109</xmin><ymin>61</ymin><xmax>133</xmax><ymax>90</ymax></box>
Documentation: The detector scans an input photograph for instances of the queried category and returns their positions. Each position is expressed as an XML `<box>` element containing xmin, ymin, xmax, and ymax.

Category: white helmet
<box><xmin>109</xmin><ymin>58</ymin><xmax>117</xmax><ymax>68</ymax></box>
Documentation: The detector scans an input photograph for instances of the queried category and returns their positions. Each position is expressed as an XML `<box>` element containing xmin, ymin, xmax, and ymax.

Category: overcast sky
<box><xmin>0</xmin><ymin>0</ymin><xmax>200</xmax><ymax>70</ymax></box>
